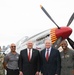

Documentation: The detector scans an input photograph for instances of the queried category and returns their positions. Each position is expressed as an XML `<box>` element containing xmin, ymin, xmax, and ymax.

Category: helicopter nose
<box><xmin>56</xmin><ymin>27</ymin><xmax>72</xmax><ymax>39</ymax></box>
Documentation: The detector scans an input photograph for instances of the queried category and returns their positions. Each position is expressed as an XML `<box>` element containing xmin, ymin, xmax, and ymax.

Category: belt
<box><xmin>7</xmin><ymin>68</ymin><xmax>19</xmax><ymax>71</ymax></box>
<box><xmin>61</xmin><ymin>66</ymin><xmax>73</xmax><ymax>69</ymax></box>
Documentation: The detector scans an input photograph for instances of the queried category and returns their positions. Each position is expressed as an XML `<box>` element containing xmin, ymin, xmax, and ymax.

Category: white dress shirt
<box><xmin>27</xmin><ymin>48</ymin><xmax>32</xmax><ymax>60</ymax></box>
<box><xmin>45</xmin><ymin>47</ymin><xmax>51</xmax><ymax>58</ymax></box>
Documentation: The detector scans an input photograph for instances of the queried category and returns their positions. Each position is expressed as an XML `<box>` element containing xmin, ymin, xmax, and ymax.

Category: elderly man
<box><xmin>19</xmin><ymin>41</ymin><xmax>40</xmax><ymax>75</ymax></box>
<box><xmin>40</xmin><ymin>40</ymin><xmax>61</xmax><ymax>75</ymax></box>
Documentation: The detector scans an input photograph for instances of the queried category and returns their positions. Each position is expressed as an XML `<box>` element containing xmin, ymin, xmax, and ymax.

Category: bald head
<box><xmin>60</xmin><ymin>40</ymin><xmax>68</xmax><ymax>46</ymax></box>
<box><xmin>10</xmin><ymin>43</ymin><xmax>16</xmax><ymax>52</ymax></box>
<box><xmin>60</xmin><ymin>40</ymin><xmax>68</xmax><ymax>50</ymax></box>
<box><xmin>10</xmin><ymin>43</ymin><xmax>16</xmax><ymax>47</ymax></box>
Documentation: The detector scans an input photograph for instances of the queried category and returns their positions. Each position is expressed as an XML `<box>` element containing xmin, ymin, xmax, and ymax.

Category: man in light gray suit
<box><xmin>60</xmin><ymin>40</ymin><xmax>74</xmax><ymax>75</ymax></box>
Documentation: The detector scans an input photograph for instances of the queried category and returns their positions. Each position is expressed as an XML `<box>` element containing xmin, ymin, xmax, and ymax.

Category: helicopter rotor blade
<box><xmin>40</xmin><ymin>5</ymin><xmax>60</xmax><ymax>29</ymax></box>
<box><xmin>67</xmin><ymin>37</ymin><xmax>74</xmax><ymax>49</ymax></box>
<box><xmin>67</xmin><ymin>13</ymin><xmax>74</xmax><ymax>26</ymax></box>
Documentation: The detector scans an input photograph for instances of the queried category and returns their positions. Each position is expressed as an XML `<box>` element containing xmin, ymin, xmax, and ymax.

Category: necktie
<box><xmin>28</xmin><ymin>49</ymin><xmax>31</xmax><ymax>61</ymax></box>
<box><xmin>46</xmin><ymin>49</ymin><xmax>49</xmax><ymax>61</ymax></box>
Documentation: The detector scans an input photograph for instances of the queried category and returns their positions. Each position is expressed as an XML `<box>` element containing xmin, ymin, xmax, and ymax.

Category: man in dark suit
<box><xmin>19</xmin><ymin>41</ymin><xmax>40</xmax><ymax>75</ymax></box>
<box><xmin>40</xmin><ymin>40</ymin><xmax>61</xmax><ymax>75</ymax></box>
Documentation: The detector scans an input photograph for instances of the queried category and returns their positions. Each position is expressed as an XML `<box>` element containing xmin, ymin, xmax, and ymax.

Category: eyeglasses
<box><xmin>11</xmin><ymin>46</ymin><xmax>16</xmax><ymax>48</ymax></box>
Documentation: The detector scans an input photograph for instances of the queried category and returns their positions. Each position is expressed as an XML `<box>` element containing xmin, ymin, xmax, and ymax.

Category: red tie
<box><xmin>46</xmin><ymin>50</ymin><xmax>49</xmax><ymax>61</ymax></box>
<box><xmin>28</xmin><ymin>49</ymin><xmax>30</xmax><ymax>61</ymax></box>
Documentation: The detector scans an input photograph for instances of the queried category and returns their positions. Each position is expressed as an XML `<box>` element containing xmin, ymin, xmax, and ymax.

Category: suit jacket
<box><xmin>40</xmin><ymin>48</ymin><xmax>61</xmax><ymax>75</ymax></box>
<box><xmin>18</xmin><ymin>48</ymin><xmax>40</xmax><ymax>75</ymax></box>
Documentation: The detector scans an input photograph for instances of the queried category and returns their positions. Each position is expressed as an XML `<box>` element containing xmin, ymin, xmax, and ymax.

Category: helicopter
<box><xmin>5</xmin><ymin>5</ymin><xmax>74</xmax><ymax>54</ymax></box>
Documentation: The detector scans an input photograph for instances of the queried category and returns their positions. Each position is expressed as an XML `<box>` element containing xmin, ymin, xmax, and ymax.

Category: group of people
<box><xmin>0</xmin><ymin>39</ymin><xmax>74</xmax><ymax>75</ymax></box>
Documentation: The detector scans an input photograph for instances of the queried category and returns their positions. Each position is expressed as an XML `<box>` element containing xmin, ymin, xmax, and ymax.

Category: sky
<box><xmin>0</xmin><ymin>0</ymin><xmax>74</xmax><ymax>47</ymax></box>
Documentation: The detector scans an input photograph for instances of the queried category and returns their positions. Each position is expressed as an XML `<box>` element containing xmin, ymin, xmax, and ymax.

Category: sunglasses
<box><xmin>11</xmin><ymin>46</ymin><xmax>16</xmax><ymax>48</ymax></box>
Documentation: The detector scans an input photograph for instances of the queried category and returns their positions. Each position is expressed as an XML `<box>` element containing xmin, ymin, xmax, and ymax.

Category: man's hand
<box><xmin>41</xmin><ymin>73</ymin><xmax>43</xmax><ymax>75</ymax></box>
<box><xmin>35</xmin><ymin>71</ymin><xmax>39</xmax><ymax>75</ymax></box>
<box><xmin>19</xmin><ymin>71</ymin><xmax>23</xmax><ymax>75</ymax></box>
<box><xmin>72</xmin><ymin>70</ymin><xmax>74</xmax><ymax>74</ymax></box>
<box><xmin>3</xmin><ymin>62</ymin><xmax>7</xmax><ymax>69</ymax></box>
